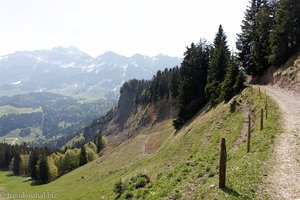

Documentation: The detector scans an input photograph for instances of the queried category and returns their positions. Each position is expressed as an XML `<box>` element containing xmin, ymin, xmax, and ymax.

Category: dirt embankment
<box><xmin>253</xmin><ymin>53</ymin><xmax>300</xmax><ymax>93</ymax></box>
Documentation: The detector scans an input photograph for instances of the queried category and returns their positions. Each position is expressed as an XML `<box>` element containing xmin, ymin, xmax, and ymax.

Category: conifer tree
<box><xmin>173</xmin><ymin>40</ymin><xmax>210</xmax><ymax>129</ymax></box>
<box><xmin>95</xmin><ymin>134</ymin><xmax>104</xmax><ymax>153</ymax></box>
<box><xmin>13</xmin><ymin>152</ymin><xmax>21</xmax><ymax>175</ymax></box>
<box><xmin>269</xmin><ymin>0</ymin><xmax>300</xmax><ymax>65</ymax></box>
<box><xmin>234</xmin><ymin>70</ymin><xmax>245</xmax><ymax>94</ymax></box>
<box><xmin>37</xmin><ymin>156</ymin><xmax>57</xmax><ymax>184</ymax></box>
<box><xmin>221</xmin><ymin>56</ymin><xmax>240</xmax><ymax>102</ymax></box>
<box><xmin>236</xmin><ymin>0</ymin><xmax>273</xmax><ymax>76</ymax></box>
<box><xmin>37</xmin><ymin>155</ymin><xmax>49</xmax><ymax>184</ymax></box>
<box><xmin>29</xmin><ymin>150</ymin><xmax>39</xmax><ymax>179</ymax></box>
<box><xmin>79</xmin><ymin>146</ymin><xmax>88</xmax><ymax>166</ymax></box>
<box><xmin>252</xmin><ymin>1</ymin><xmax>273</xmax><ymax>72</ymax></box>
<box><xmin>205</xmin><ymin>25</ymin><xmax>230</xmax><ymax>105</ymax></box>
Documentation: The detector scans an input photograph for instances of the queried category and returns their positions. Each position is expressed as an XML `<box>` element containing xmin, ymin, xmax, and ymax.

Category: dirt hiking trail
<box><xmin>262</xmin><ymin>85</ymin><xmax>300</xmax><ymax>199</ymax></box>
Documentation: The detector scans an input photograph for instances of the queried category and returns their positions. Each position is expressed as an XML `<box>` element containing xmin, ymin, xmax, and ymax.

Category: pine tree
<box><xmin>234</xmin><ymin>70</ymin><xmax>245</xmax><ymax>94</ymax></box>
<box><xmin>168</xmin><ymin>66</ymin><xmax>180</xmax><ymax>99</ymax></box>
<box><xmin>221</xmin><ymin>56</ymin><xmax>240</xmax><ymax>102</ymax></box>
<box><xmin>28</xmin><ymin>150</ymin><xmax>39</xmax><ymax>179</ymax></box>
<box><xmin>37</xmin><ymin>156</ymin><xmax>58</xmax><ymax>184</ymax></box>
<box><xmin>95</xmin><ymin>134</ymin><xmax>104</xmax><ymax>153</ymax></box>
<box><xmin>236</xmin><ymin>0</ymin><xmax>273</xmax><ymax>76</ymax></box>
<box><xmin>205</xmin><ymin>25</ymin><xmax>230</xmax><ymax>105</ymax></box>
<box><xmin>3</xmin><ymin>148</ymin><xmax>11</xmax><ymax>170</ymax></box>
<box><xmin>37</xmin><ymin>155</ymin><xmax>49</xmax><ymax>184</ymax></box>
<box><xmin>79</xmin><ymin>146</ymin><xmax>88</xmax><ymax>166</ymax></box>
<box><xmin>173</xmin><ymin>40</ymin><xmax>210</xmax><ymax>129</ymax></box>
<box><xmin>252</xmin><ymin>1</ymin><xmax>273</xmax><ymax>73</ymax></box>
<box><xmin>269</xmin><ymin>0</ymin><xmax>300</xmax><ymax>65</ymax></box>
<box><xmin>13</xmin><ymin>152</ymin><xmax>21</xmax><ymax>175</ymax></box>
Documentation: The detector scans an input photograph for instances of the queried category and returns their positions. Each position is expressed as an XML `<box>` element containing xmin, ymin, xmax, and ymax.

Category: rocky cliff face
<box><xmin>84</xmin><ymin>82</ymin><xmax>177</xmax><ymax>142</ymax></box>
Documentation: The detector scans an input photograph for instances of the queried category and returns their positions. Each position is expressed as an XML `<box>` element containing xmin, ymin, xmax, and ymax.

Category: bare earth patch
<box><xmin>230</xmin><ymin>102</ymin><xmax>251</xmax><ymax>153</ymax></box>
<box><xmin>262</xmin><ymin>85</ymin><xmax>300</xmax><ymax>199</ymax></box>
<box><xmin>143</xmin><ymin>134</ymin><xmax>164</xmax><ymax>154</ymax></box>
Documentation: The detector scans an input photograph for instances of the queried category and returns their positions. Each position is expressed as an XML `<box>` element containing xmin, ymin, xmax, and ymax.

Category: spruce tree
<box><xmin>29</xmin><ymin>150</ymin><xmax>39</xmax><ymax>179</ymax></box>
<box><xmin>221</xmin><ymin>56</ymin><xmax>240</xmax><ymax>102</ymax></box>
<box><xmin>269</xmin><ymin>0</ymin><xmax>300</xmax><ymax>65</ymax></box>
<box><xmin>79</xmin><ymin>146</ymin><xmax>88</xmax><ymax>166</ymax></box>
<box><xmin>173</xmin><ymin>40</ymin><xmax>210</xmax><ymax>129</ymax></box>
<box><xmin>205</xmin><ymin>25</ymin><xmax>230</xmax><ymax>105</ymax></box>
<box><xmin>236</xmin><ymin>0</ymin><xmax>273</xmax><ymax>76</ymax></box>
<box><xmin>38</xmin><ymin>155</ymin><xmax>49</xmax><ymax>184</ymax></box>
<box><xmin>252</xmin><ymin>1</ymin><xmax>273</xmax><ymax>73</ymax></box>
<box><xmin>3</xmin><ymin>148</ymin><xmax>11</xmax><ymax>170</ymax></box>
<box><xmin>37</xmin><ymin>156</ymin><xmax>57</xmax><ymax>184</ymax></box>
<box><xmin>96</xmin><ymin>135</ymin><xmax>104</xmax><ymax>153</ymax></box>
<box><xmin>234</xmin><ymin>70</ymin><xmax>245</xmax><ymax>94</ymax></box>
<box><xmin>13</xmin><ymin>152</ymin><xmax>21</xmax><ymax>175</ymax></box>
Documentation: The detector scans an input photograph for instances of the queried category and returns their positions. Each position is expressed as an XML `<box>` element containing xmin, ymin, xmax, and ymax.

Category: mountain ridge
<box><xmin>0</xmin><ymin>46</ymin><xmax>182</xmax><ymax>100</ymax></box>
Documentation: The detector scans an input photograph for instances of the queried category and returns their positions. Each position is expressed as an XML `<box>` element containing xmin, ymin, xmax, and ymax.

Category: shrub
<box><xmin>114</xmin><ymin>180</ymin><xmax>124</xmax><ymax>198</ymax></box>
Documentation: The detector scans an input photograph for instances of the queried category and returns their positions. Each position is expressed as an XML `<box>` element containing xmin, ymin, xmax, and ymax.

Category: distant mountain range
<box><xmin>0</xmin><ymin>46</ymin><xmax>182</xmax><ymax>100</ymax></box>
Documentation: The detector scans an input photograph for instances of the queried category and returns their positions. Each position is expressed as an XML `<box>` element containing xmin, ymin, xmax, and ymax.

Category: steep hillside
<box><xmin>83</xmin><ymin>68</ymin><xmax>180</xmax><ymax>142</ymax></box>
<box><xmin>0</xmin><ymin>87</ymin><xmax>282</xmax><ymax>199</ymax></box>
<box><xmin>272</xmin><ymin>52</ymin><xmax>300</xmax><ymax>93</ymax></box>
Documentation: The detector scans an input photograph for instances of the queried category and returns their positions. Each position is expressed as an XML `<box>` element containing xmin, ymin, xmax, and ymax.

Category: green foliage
<box><xmin>114</xmin><ymin>174</ymin><xmax>151</xmax><ymax>199</ymax></box>
<box><xmin>221</xmin><ymin>56</ymin><xmax>245</xmax><ymax>102</ymax></box>
<box><xmin>206</xmin><ymin>25</ymin><xmax>230</xmax><ymax>105</ymax></box>
<box><xmin>36</xmin><ymin>155</ymin><xmax>58</xmax><ymax>184</ymax></box>
<box><xmin>114</xmin><ymin>180</ymin><xmax>125</xmax><ymax>198</ymax></box>
<box><xmin>94</xmin><ymin>134</ymin><xmax>105</xmax><ymax>153</ymax></box>
<box><xmin>12</xmin><ymin>152</ymin><xmax>21</xmax><ymax>175</ymax></box>
<box><xmin>236</xmin><ymin>0</ymin><xmax>273</xmax><ymax>76</ymax></box>
<box><xmin>85</xmin><ymin>142</ymin><xmax>97</xmax><ymax>154</ymax></box>
<box><xmin>28</xmin><ymin>150</ymin><xmax>39</xmax><ymax>179</ymax></box>
<box><xmin>85</xmin><ymin>147</ymin><xmax>97</xmax><ymax>162</ymax></box>
<box><xmin>79</xmin><ymin>146</ymin><xmax>88</xmax><ymax>166</ymax></box>
<box><xmin>19</xmin><ymin>154</ymin><xmax>29</xmax><ymax>175</ymax></box>
<box><xmin>237</xmin><ymin>0</ymin><xmax>299</xmax><ymax>75</ymax></box>
<box><xmin>269</xmin><ymin>0</ymin><xmax>300</xmax><ymax>66</ymax></box>
<box><xmin>0</xmin><ymin>92</ymin><xmax>113</xmax><ymax>148</ymax></box>
<box><xmin>37</xmin><ymin>156</ymin><xmax>48</xmax><ymax>184</ymax></box>
<box><xmin>47</xmin><ymin>156</ymin><xmax>58</xmax><ymax>183</ymax></box>
<box><xmin>174</xmin><ymin>40</ymin><xmax>210</xmax><ymax>129</ymax></box>
<box><xmin>63</xmin><ymin>149</ymin><xmax>80</xmax><ymax>172</ymax></box>
<box><xmin>0</xmin><ymin>88</ymin><xmax>283</xmax><ymax>199</ymax></box>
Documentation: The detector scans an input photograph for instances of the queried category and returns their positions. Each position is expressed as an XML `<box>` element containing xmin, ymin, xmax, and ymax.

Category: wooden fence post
<box><xmin>219</xmin><ymin>138</ymin><xmax>227</xmax><ymax>188</ymax></box>
<box><xmin>260</xmin><ymin>108</ymin><xmax>264</xmax><ymax>130</ymax></box>
<box><xmin>247</xmin><ymin>114</ymin><xmax>251</xmax><ymax>153</ymax></box>
<box><xmin>265</xmin><ymin>102</ymin><xmax>268</xmax><ymax>119</ymax></box>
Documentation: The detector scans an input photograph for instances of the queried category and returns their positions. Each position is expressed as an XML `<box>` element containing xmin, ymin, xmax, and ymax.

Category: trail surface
<box><xmin>262</xmin><ymin>85</ymin><xmax>300</xmax><ymax>199</ymax></box>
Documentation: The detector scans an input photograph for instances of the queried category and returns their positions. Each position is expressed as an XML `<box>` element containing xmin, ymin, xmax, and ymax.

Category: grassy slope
<box><xmin>0</xmin><ymin>105</ymin><xmax>42</xmax><ymax>117</ymax></box>
<box><xmin>0</xmin><ymin>87</ymin><xmax>281</xmax><ymax>199</ymax></box>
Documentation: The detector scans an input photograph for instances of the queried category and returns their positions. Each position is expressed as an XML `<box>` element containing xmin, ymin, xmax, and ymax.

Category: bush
<box><xmin>114</xmin><ymin>180</ymin><xmax>124</xmax><ymax>198</ymax></box>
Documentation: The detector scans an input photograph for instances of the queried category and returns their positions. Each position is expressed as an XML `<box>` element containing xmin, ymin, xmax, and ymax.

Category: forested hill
<box><xmin>83</xmin><ymin>0</ymin><xmax>299</xmax><ymax>144</ymax></box>
<box><xmin>83</xmin><ymin>29</ymin><xmax>245</xmax><ymax>142</ymax></box>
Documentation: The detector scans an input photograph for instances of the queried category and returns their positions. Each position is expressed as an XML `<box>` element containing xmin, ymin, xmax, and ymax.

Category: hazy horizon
<box><xmin>0</xmin><ymin>0</ymin><xmax>248</xmax><ymax>58</ymax></box>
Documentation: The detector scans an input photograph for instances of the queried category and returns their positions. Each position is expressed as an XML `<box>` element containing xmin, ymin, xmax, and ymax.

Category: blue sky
<box><xmin>0</xmin><ymin>0</ymin><xmax>248</xmax><ymax>57</ymax></box>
